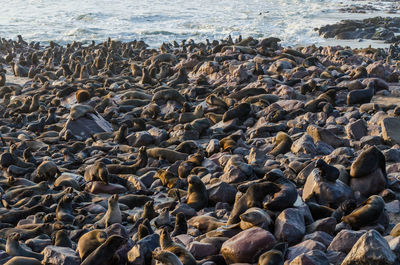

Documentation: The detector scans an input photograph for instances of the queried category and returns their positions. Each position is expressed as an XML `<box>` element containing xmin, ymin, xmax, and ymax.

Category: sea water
<box><xmin>0</xmin><ymin>0</ymin><xmax>397</xmax><ymax>47</ymax></box>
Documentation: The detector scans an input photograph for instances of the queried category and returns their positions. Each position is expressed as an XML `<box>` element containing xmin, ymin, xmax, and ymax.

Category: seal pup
<box><xmin>77</xmin><ymin>230</ymin><xmax>108</xmax><ymax>261</ymax></box>
<box><xmin>35</xmin><ymin>160</ymin><xmax>60</xmax><ymax>182</ymax></box>
<box><xmin>81</xmin><ymin>235</ymin><xmax>127</xmax><ymax>265</ymax></box>
<box><xmin>269</xmin><ymin>132</ymin><xmax>292</xmax><ymax>156</ymax></box>
<box><xmin>53</xmin><ymin>230</ymin><xmax>72</xmax><ymax>248</ymax></box>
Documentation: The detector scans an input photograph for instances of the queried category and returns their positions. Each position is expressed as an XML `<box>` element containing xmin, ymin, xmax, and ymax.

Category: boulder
<box><xmin>221</xmin><ymin>227</ymin><xmax>276</xmax><ymax>264</ymax></box>
<box><xmin>345</xmin><ymin>119</ymin><xmax>367</xmax><ymax>141</ymax></box>
<box><xmin>289</xmin><ymin>250</ymin><xmax>329</xmax><ymax>265</ymax></box>
<box><xmin>341</xmin><ymin>230</ymin><xmax>396</xmax><ymax>265</ymax></box>
<box><xmin>381</xmin><ymin>117</ymin><xmax>400</xmax><ymax>145</ymax></box>
<box><xmin>274</xmin><ymin>208</ymin><xmax>305</xmax><ymax>245</ymax></box>
<box><xmin>207</xmin><ymin>181</ymin><xmax>237</xmax><ymax>205</ymax></box>
<box><xmin>328</xmin><ymin>229</ymin><xmax>366</xmax><ymax>254</ymax></box>
<box><xmin>41</xmin><ymin>246</ymin><xmax>80</xmax><ymax>265</ymax></box>
<box><xmin>291</xmin><ymin>134</ymin><xmax>317</xmax><ymax>155</ymax></box>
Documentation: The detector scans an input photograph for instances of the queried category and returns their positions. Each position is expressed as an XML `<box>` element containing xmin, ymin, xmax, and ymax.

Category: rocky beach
<box><xmin>1</xmin><ymin>1</ymin><xmax>400</xmax><ymax>265</ymax></box>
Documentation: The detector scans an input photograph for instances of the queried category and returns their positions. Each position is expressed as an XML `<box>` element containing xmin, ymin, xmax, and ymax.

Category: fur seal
<box><xmin>263</xmin><ymin>169</ymin><xmax>297</xmax><ymax>211</ymax></box>
<box><xmin>56</xmin><ymin>194</ymin><xmax>74</xmax><ymax>223</ymax></box>
<box><xmin>118</xmin><ymin>194</ymin><xmax>152</xmax><ymax>209</ymax></box>
<box><xmin>76</xmin><ymin>89</ymin><xmax>91</xmax><ymax>103</ymax></box>
<box><xmin>70</xmin><ymin>104</ymin><xmax>95</xmax><ymax>120</ymax></box>
<box><xmin>187</xmin><ymin>215</ymin><xmax>225</xmax><ymax>233</ymax></box>
<box><xmin>228</xmin><ymin>181</ymin><xmax>280</xmax><ymax>225</ymax></box>
<box><xmin>315</xmin><ymin>159</ymin><xmax>339</xmax><ymax>182</ymax></box>
<box><xmin>53</xmin><ymin>230</ymin><xmax>72</xmax><ymax>248</ymax></box>
<box><xmin>350</xmin><ymin>146</ymin><xmax>386</xmax><ymax>178</ymax></box>
<box><xmin>35</xmin><ymin>161</ymin><xmax>60</xmax><ymax>182</ymax></box>
<box><xmin>77</xmin><ymin>230</ymin><xmax>108</xmax><ymax>261</ymax></box>
<box><xmin>269</xmin><ymin>131</ymin><xmax>292</xmax><ymax>156</ymax></box>
<box><xmin>222</xmin><ymin>102</ymin><xmax>251</xmax><ymax>122</ymax></box>
<box><xmin>258</xmin><ymin>242</ymin><xmax>287</xmax><ymax>265</ymax></box>
<box><xmin>160</xmin><ymin>228</ymin><xmax>196</xmax><ymax>265</ymax></box>
<box><xmin>152</xmin><ymin>89</ymin><xmax>186</xmax><ymax>104</ymax></box>
<box><xmin>4</xmin><ymin>257</ymin><xmax>42</xmax><ymax>265</ymax></box>
<box><xmin>172</xmin><ymin>212</ymin><xmax>187</xmax><ymax>236</ymax></box>
<box><xmin>84</xmin><ymin>161</ymin><xmax>109</xmax><ymax>184</ymax></box>
<box><xmin>106</xmin><ymin>146</ymin><xmax>148</xmax><ymax>174</ymax></box>
<box><xmin>153</xmin><ymin>250</ymin><xmax>184</xmax><ymax>265</ymax></box>
<box><xmin>342</xmin><ymin>195</ymin><xmax>385</xmax><ymax>230</ymax></box>
<box><xmin>142</xmin><ymin>201</ymin><xmax>159</xmax><ymax>221</ymax></box>
<box><xmin>6</xmin><ymin>233</ymin><xmax>43</xmax><ymax>260</ymax></box>
<box><xmin>187</xmin><ymin>175</ymin><xmax>208</xmax><ymax>211</ymax></box>
<box><xmin>178</xmin><ymin>149</ymin><xmax>204</xmax><ymax>179</ymax></box>
<box><xmin>239</xmin><ymin>207</ymin><xmax>272</xmax><ymax>230</ymax></box>
<box><xmin>147</xmin><ymin>148</ymin><xmax>188</xmax><ymax>163</ymax></box>
<box><xmin>95</xmin><ymin>194</ymin><xmax>122</xmax><ymax>228</ymax></box>
<box><xmin>81</xmin><ymin>235</ymin><xmax>127</xmax><ymax>265</ymax></box>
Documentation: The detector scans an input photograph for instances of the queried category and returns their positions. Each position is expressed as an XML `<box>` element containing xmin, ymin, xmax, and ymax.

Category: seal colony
<box><xmin>0</xmin><ymin>34</ymin><xmax>400</xmax><ymax>265</ymax></box>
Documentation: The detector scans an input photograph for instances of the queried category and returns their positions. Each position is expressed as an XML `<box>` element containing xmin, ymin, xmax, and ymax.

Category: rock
<box><xmin>274</xmin><ymin>208</ymin><xmax>305</xmax><ymax>245</ymax></box>
<box><xmin>381</xmin><ymin>117</ymin><xmax>400</xmax><ymax>145</ymax></box>
<box><xmin>127</xmin><ymin>234</ymin><xmax>159</xmax><ymax>265</ymax></box>
<box><xmin>366</xmin><ymin>62</ymin><xmax>386</xmax><ymax>79</ymax></box>
<box><xmin>346</xmin><ymin>119</ymin><xmax>367</xmax><ymax>141</ymax></box>
<box><xmin>389</xmin><ymin>236</ymin><xmax>400</xmax><ymax>259</ymax></box>
<box><xmin>287</xmin><ymin>240</ymin><xmax>326</xmax><ymax>262</ymax></box>
<box><xmin>307</xmin><ymin>125</ymin><xmax>346</xmax><ymax>148</ymax></box>
<box><xmin>60</xmin><ymin>112</ymin><xmax>113</xmax><ymax>140</ymax></box>
<box><xmin>289</xmin><ymin>250</ymin><xmax>329</xmax><ymax>265</ymax></box>
<box><xmin>341</xmin><ymin>230</ymin><xmax>396</xmax><ymax>265</ymax></box>
<box><xmin>220</xmin><ymin>166</ymin><xmax>247</xmax><ymax>184</ymax></box>
<box><xmin>189</xmin><ymin>241</ymin><xmax>218</xmax><ymax>259</ymax></box>
<box><xmin>291</xmin><ymin>134</ymin><xmax>317</xmax><ymax>155</ymax></box>
<box><xmin>127</xmin><ymin>131</ymin><xmax>154</xmax><ymax>147</ymax></box>
<box><xmin>303</xmin><ymin>231</ymin><xmax>333</xmax><ymax>248</ymax></box>
<box><xmin>384</xmin><ymin>148</ymin><xmax>400</xmax><ymax>163</ymax></box>
<box><xmin>148</xmin><ymin>127</ymin><xmax>168</xmax><ymax>145</ymax></box>
<box><xmin>326</xmin><ymin>251</ymin><xmax>347</xmax><ymax>265</ymax></box>
<box><xmin>328</xmin><ymin>229</ymin><xmax>366</xmax><ymax>254</ymax></box>
<box><xmin>306</xmin><ymin>217</ymin><xmax>336</xmax><ymax>235</ymax></box>
<box><xmin>41</xmin><ymin>246</ymin><xmax>80</xmax><ymax>265</ymax></box>
<box><xmin>221</xmin><ymin>227</ymin><xmax>276</xmax><ymax>264</ymax></box>
<box><xmin>207</xmin><ymin>181</ymin><xmax>236</xmax><ymax>205</ymax></box>
<box><xmin>302</xmin><ymin>169</ymin><xmax>353</xmax><ymax>207</ymax></box>
<box><xmin>350</xmin><ymin>167</ymin><xmax>386</xmax><ymax>198</ymax></box>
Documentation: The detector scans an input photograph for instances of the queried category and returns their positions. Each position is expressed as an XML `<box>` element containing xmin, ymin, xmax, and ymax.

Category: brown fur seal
<box><xmin>187</xmin><ymin>175</ymin><xmax>208</xmax><ymax>211</ymax></box>
<box><xmin>81</xmin><ymin>235</ymin><xmax>127</xmax><ymax>265</ymax></box>
<box><xmin>106</xmin><ymin>146</ymin><xmax>148</xmax><ymax>174</ymax></box>
<box><xmin>155</xmin><ymin>169</ymin><xmax>183</xmax><ymax>189</ymax></box>
<box><xmin>188</xmin><ymin>215</ymin><xmax>225</xmax><ymax>233</ymax></box>
<box><xmin>178</xmin><ymin>150</ymin><xmax>204</xmax><ymax>179</ymax></box>
<box><xmin>70</xmin><ymin>104</ymin><xmax>95</xmax><ymax>120</ymax></box>
<box><xmin>153</xmin><ymin>250</ymin><xmax>184</xmax><ymax>265</ymax></box>
<box><xmin>263</xmin><ymin>169</ymin><xmax>298</xmax><ymax>211</ymax></box>
<box><xmin>227</xmin><ymin>182</ymin><xmax>280</xmax><ymax>225</ymax></box>
<box><xmin>147</xmin><ymin>148</ymin><xmax>188</xmax><ymax>163</ymax></box>
<box><xmin>114</xmin><ymin>124</ymin><xmax>128</xmax><ymax>144</ymax></box>
<box><xmin>77</xmin><ymin>230</ymin><xmax>108</xmax><ymax>261</ymax></box>
<box><xmin>222</xmin><ymin>102</ymin><xmax>251</xmax><ymax>122</ymax></box>
<box><xmin>76</xmin><ymin>89</ymin><xmax>91</xmax><ymax>103</ymax></box>
<box><xmin>160</xmin><ymin>228</ymin><xmax>196</xmax><ymax>265</ymax></box>
<box><xmin>258</xmin><ymin>242</ymin><xmax>287</xmax><ymax>265</ymax></box>
<box><xmin>269</xmin><ymin>131</ymin><xmax>292</xmax><ymax>156</ymax></box>
<box><xmin>56</xmin><ymin>194</ymin><xmax>74</xmax><ymax>223</ymax></box>
<box><xmin>240</xmin><ymin>207</ymin><xmax>272</xmax><ymax>230</ymax></box>
<box><xmin>142</xmin><ymin>201</ymin><xmax>159</xmax><ymax>221</ymax></box>
<box><xmin>342</xmin><ymin>195</ymin><xmax>385</xmax><ymax>230</ymax></box>
<box><xmin>35</xmin><ymin>161</ymin><xmax>60</xmax><ymax>182</ymax></box>
<box><xmin>6</xmin><ymin>233</ymin><xmax>43</xmax><ymax>260</ymax></box>
<box><xmin>172</xmin><ymin>212</ymin><xmax>187</xmax><ymax>236</ymax></box>
<box><xmin>4</xmin><ymin>257</ymin><xmax>42</xmax><ymax>265</ymax></box>
<box><xmin>152</xmin><ymin>89</ymin><xmax>186</xmax><ymax>104</ymax></box>
<box><xmin>53</xmin><ymin>229</ymin><xmax>72</xmax><ymax>248</ymax></box>
<box><xmin>95</xmin><ymin>194</ymin><xmax>122</xmax><ymax>228</ymax></box>
<box><xmin>178</xmin><ymin>105</ymin><xmax>204</xmax><ymax>124</ymax></box>
<box><xmin>84</xmin><ymin>161</ymin><xmax>109</xmax><ymax>184</ymax></box>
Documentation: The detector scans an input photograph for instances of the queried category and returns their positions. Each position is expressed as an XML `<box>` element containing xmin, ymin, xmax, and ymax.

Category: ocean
<box><xmin>0</xmin><ymin>0</ymin><xmax>398</xmax><ymax>47</ymax></box>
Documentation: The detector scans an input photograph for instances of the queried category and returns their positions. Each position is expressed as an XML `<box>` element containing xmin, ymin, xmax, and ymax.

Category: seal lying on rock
<box><xmin>342</xmin><ymin>195</ymin><xmax>385</xmax><ymax>230</ymax></box>
<box><xmin>77</xmin><ymin>230</ymin><xmax>108</xmax><ymax>261</ymax></box>
<box><xmin>81</xmin><ymin>235</ymin><xmax>127</xmax><ymax>265</ymax></box>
